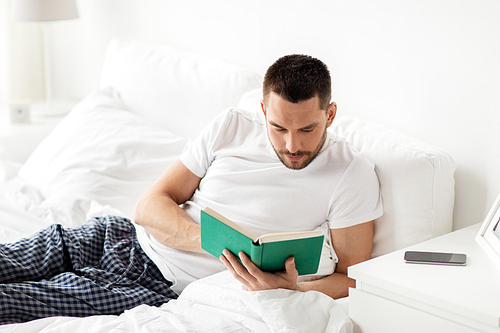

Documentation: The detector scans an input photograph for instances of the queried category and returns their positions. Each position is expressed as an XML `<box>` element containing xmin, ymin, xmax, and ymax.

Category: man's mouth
<box><xmin>285</xmin><ymin>154</ymin><xmax>305</xmax><ymax>162</ymax></box>
<box><xmin>274</xmin><ymin>149</ymin><xmax>312</xmax><ymax>168</ymax></box>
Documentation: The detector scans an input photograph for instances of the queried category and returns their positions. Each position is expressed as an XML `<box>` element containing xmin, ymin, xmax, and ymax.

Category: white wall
<box><xmin>0</xmin><ymin>0</ymin><xmax>12</xmax><ymax>124</ymax></box>
<box><xmin>8</xmin><ymin>0</ymin><xmax>500</xmax><ymax>231</ymax></box>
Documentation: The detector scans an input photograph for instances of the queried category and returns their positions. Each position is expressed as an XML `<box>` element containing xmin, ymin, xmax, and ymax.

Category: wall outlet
<box><xmin>10</xmin><ymin>101</ymin><xmax>31</xmax><ymax>123</ymax></box>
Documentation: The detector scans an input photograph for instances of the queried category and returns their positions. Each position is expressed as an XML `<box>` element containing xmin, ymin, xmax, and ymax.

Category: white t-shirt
<box><xmin>136</xmin><ymin>108</ymin><xmax>383</xmax><ymax>294</ymax></box>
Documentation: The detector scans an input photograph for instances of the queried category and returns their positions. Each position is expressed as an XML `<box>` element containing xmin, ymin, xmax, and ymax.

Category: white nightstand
<box><xmin>0</xmin><ymin>115</ymin><xmax>65</xmax><ymax>163</ymax></box>
<box><xmin>348</xmin><ymin>223</ymin><xmax>500</xmax><ymax>333</ymax></box>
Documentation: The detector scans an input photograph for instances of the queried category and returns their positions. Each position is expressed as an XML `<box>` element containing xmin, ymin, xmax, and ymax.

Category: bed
<box><xmin>0</xmin><ymin>38</ymin><xmax>456</xmax><ymax>332</ymax></box>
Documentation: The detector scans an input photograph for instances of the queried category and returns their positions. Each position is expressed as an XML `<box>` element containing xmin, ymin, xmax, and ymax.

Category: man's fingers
<box><xmin>221</xmin><ymin>250</ymin><xmax>299</xmax><ymax>292</ymax></box>
<box><xmin>285</xmin><ymin>256</ymin><xmax>296</xmax><ymax>274</ymax></box>
<box><xmin>220</xmin><ymin>251</ymin><xmax>250</xmax><ymax>285</ymax></box>
<box><xmin>221</xmin><ymin>250</ymin><xmax>257</xmax><ymax>282</ymax></box>
<box><xmin>238</xmin><ymin>252</ymin><xmax>263</xmax><ymax>277</ymax></box>
<box><xmin>221</xmin><ymin>250</ymin><xmax>242</xmax><ymax>273</ymax></box>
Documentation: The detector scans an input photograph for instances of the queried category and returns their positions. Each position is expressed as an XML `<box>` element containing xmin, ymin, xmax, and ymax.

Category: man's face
<box><xmin>261</xmin><ymin>92</ymin><xmax>336</xmax><ymax>170</ymax></box>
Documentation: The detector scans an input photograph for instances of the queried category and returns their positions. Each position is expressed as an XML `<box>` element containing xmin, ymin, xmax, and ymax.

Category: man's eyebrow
<box><xmin>268</xmin><ymin>120</ymin><xmax>320</xmax><ymax>130</ymax></box>
<box><xmin>300</xmin><ymin>122</ymin><xmax>320</xmax><ymax>130</ymax></box>
<box><xmin>268</xmin><ymin>120</ymin><xmax>286</xmax><ymax>129</ymax></box>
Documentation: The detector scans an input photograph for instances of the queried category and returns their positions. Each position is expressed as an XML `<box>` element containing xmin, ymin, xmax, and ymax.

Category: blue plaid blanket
<box><xmin>0</xmin><ymin>216</ymin><xmax>177</xmax><ymax>324</ymax></box>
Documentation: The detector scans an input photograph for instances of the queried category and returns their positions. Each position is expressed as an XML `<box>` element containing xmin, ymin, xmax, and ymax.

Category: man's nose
<box><xmin>286</xmin><ymin>132</ymin><xmax>302</xmax><ymax>153</ymax></box>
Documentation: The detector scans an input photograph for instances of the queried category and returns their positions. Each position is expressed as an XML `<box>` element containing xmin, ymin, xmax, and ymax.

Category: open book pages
<box><xmin>257</xmin><ymin>230</ymin><xmax>323</xmax><ymax>244</ymax></box>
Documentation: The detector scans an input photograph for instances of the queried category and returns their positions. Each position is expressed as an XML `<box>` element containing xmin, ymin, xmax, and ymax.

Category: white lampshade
<box><xmin>11</xmin><ymin>0</ymin><xmax>79</xmax><ymax>22</ymax></box>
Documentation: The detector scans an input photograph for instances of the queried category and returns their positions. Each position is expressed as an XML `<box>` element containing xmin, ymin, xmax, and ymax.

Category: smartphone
<box><xmin>404</xmin><ymin>251</ymin><xmax>467</xmax><ymax>266</ymax></box>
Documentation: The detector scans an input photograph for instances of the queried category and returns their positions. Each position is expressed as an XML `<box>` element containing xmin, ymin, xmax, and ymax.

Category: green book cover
<box><xmin>200</xmin><ymin>207</ymin><xmax>324</xmax><ymax>275</ymax></box>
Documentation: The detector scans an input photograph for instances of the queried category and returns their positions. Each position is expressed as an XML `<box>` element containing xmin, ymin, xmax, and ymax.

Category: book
<box><xmin>200</xmin><ymin>207</ymin><xmax>324</xmax><ymax>275</ymax></box>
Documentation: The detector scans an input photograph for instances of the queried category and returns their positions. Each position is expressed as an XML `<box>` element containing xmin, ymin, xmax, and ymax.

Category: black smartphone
<box><xmin>404</xmin><ymin>251</ymin><xmax>467</xmax><ymax>266</ymax></box>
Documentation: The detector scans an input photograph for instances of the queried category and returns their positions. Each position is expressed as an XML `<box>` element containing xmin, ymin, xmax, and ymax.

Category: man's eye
<box><xmin>275</xmin><ymin>128</ymin><xmax>287</xmax><ymax>132</ymax></box>
<box><xmin>301</xmin><ymin>128</ymin><xmax>314</xmax><ymax>133</ymax></box>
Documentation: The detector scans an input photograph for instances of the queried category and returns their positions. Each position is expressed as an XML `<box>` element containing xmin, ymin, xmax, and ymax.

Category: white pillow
<box><xmin>237</xmin><ymin>89</ymin><xmax>456</xmax><ymax>257</ymax></box>
<box><xmin>100</xmin><ymin>38</ymin><xmax>262</xmax><ymax>140</ymax></box>
<box><xmin>19</xmin><ymin>88</ymin><xmax>189</xmax><ymax>222</ymax></box>
<box><xmin>331</xmin><ymin>116</ymin><xmax>456</xmax><ymax>257</ymax></box>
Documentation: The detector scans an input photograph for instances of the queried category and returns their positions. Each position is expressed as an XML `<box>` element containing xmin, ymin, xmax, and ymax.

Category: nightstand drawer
<box><xmin>349</xmin><ymin>288</ymin><xmax>478</xmax><ymax>333</ymax></box>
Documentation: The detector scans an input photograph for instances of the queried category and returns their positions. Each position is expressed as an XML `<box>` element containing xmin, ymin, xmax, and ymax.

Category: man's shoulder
<box><xmin>201</xmin><ymin>108</ymin><xmax>266</xmax><ymax>150</ymax></box>
<box><xmin>223</xmin><ymin>107</ymin><xmax>265</xmax><ymax>126</ymax></box>
<box><xmin>202</xmin><ymin>107</ymin><xmax>264</xmax><ymax>138</ymax></box>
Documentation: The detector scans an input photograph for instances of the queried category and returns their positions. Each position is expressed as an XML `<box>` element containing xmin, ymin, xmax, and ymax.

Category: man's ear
<box><xmin>260</xmin><ymin>100</ymin><xmax>267</xmax><ymax>119</ymax></box>
<box><xmin>326</xmin><ymin>102</ymin><xmax>337</xmax><ymax>128</ymax></box>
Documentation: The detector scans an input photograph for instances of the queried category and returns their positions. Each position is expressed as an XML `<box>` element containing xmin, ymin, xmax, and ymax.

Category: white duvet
<box><xmin>0</xmin><ymin>271</ymin><xmax>351</xmax><ymax>333</ymax></box>
<box><xmin>0</xmin><ymin>166</ymin><xmax>352</xmax><ymax>333</ymax></box>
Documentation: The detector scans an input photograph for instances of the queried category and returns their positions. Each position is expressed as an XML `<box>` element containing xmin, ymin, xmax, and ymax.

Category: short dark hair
<box><xmin>263</xmin><ymin>54</ymin><xmax>331</xmax><ymax>110</ymax></box>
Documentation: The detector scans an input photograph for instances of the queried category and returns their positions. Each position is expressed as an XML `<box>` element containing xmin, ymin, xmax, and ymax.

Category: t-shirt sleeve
<box><xmin>327</xmin><ymin>155</ymin><xmax>383</xmax><ymax>228</ymax></box>
<box><xmin>179</xmin><ymin>109</ymin><xmax>236</xmax><ymax>178</ymax></box>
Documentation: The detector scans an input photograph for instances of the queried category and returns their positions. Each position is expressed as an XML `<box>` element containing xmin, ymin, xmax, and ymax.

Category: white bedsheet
<box><xmin>0</xmin><ymin>172</ymin><xmax>124</xmax><ymax>243</ymax></box>
<box><xmin>0</xmin><ymin>271</ymin><xmax>352</xmax><ymax>333</ymax></box>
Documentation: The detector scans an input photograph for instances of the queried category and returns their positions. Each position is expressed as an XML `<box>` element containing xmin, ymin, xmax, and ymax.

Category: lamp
<box><xmin>11</xmin><ymin>0</ymin><xmax>79</xmax><ymax>116</ymax></box>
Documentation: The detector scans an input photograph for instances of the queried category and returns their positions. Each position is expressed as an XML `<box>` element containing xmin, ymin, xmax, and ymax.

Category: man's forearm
<box><xmin>297</xmin><ymin>272</ymin><xmax>355</xmax><ymax>299</ymax></box>
<box><xmin>134</xmin><ymin>192</ymin><xmax>204</xmax><ymax>253</ymax></box>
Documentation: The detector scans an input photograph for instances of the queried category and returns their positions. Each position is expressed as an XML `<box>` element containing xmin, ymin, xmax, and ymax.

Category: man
<box><xmin>133</xmin><ymin>54</ymin><xmax>382</xmax><ymax>298</ymax></box>
<box><xmin>0</xmin><ymin>54</ymin><xmax>382</xmax><ymax>324</ymax></box>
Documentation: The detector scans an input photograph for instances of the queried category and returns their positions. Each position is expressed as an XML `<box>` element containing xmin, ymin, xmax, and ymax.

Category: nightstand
<box><xmin>348</xmin><ymin>223</ymin><xmax>500</xmax><ymax>333</ymax></box>
<box><xmin>0</xmin><ymin>115</ymin><xmax>65</xmax><ymax>163</ymax></box>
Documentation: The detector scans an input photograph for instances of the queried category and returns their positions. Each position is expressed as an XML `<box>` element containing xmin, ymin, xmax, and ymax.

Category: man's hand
<box><xmin>220</xmin><ymin>249</ymin><xmax>300</xmax><ymax>291</ymax></box>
